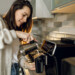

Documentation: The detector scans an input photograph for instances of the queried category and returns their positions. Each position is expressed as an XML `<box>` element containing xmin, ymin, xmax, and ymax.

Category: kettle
<box><xmin>19</xmin><ymin>41</ymin><xmax>43</xmax><ymax>62</ymax></box>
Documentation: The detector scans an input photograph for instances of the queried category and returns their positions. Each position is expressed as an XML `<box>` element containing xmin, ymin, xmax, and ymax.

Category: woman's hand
<box><xmin>23</xmin><ymin>34</ymin><xmax>34</xmax><ymax>43</ymax></box>
<box><xmin>28</xmin><ymin>62</ymin><xmax>35</xmax><ymax>70</ymax></box>
<box><xmin>24</xmin><ymin>62</ymin><xmax>35</xmax><ymax>70</ymax></box>
<box><xmin>16</xmin><ymin>31</ymin><xmax>34</xmax><ymax>43</ymax></box>
<box><xmin>20</xmin><ymin>57</ymin><xmax>35</xmax><ymax>70</ymax></box>
<box><xmin>16</xmin><ymin>31</ymin><xmax>30</xmax><ymax>39</ymax></box>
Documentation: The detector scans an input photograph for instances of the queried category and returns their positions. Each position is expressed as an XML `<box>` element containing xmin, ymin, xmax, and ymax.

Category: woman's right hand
<box><xmin>16</xmin><ymin>31</ymin><xmax>34</xmax><ymax>43</ymax></box>
<box><xmin>16</xmin><ymin>31</ymin><xmax>30</xmax><ymax>39</ymax></box>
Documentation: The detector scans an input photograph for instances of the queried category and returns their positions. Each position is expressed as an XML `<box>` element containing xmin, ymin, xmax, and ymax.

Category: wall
<box><xmin>0</xmin><ymin>0</ymin><xmax>15</xmax><ymax>14</ymax></box>
<box><xmin>0</xmin><ymin>0</ymin><xmax>32</xmax><ymax>14</ymax></box>
<box><xmin>32</xmin><ymin>14</ymin><xmax>75</xmax><ymax>42</ymax></box>
<box><xmin>32</xmin><ymin>13</ymin><xmax>75</xmax><ymax>75</ymax></box>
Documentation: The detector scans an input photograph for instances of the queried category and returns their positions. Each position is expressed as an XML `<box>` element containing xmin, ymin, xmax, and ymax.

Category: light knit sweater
<box><xmin>0</xmin><ymin>16</ymin><xmax>20</xmax><ymax>75</ymax></box>
<box><xmin>0</xmin><ymin>15</ymin><xmax>45</xmax><ymax>75</ymax></box>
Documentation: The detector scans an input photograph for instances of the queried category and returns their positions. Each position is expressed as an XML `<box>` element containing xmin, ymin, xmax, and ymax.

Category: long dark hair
<box><xmin>4</xmin><ymin>0</ymin><xmax>33</xmax><ymax>32</ymax></box>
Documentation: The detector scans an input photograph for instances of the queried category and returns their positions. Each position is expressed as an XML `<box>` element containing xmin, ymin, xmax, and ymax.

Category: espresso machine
<box><xmin>19</xmin><ymin>40</ymin><xmax>57</xmax><ymax>74</ymax></box>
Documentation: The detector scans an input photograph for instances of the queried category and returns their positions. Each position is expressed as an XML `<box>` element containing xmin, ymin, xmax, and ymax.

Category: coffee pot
<box><xmin>19</xmin><ymin>40</ymin><xmax>56</xmax><ymax>73</ymax></box>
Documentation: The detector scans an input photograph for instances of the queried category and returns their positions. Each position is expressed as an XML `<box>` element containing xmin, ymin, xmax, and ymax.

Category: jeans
<box><xmin>11</xmin><ymin>63</ymin><xmax>19</xmax><ymax>75</ymax></box>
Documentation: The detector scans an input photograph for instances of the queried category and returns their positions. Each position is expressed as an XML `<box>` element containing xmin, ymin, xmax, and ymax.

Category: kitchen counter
<box><xmin>45</xmin><ymin>40</ymin><xmax>75</xmax><ymax>75</ymax></box>
<box><xmin>63</xmin><ymin>57</ymin><xmax>75</xmax><ymax>66</ymax></box>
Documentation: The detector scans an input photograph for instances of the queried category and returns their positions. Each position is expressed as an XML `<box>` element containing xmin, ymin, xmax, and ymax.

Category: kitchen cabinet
<box><xmin>52</xmin><ymin>0</ymin><xmax>74</xmax><ymax>9</ymax></box>
<box><xmin>31</xmin><ymin>0</ymin><xmax>54</xmax><ymax>19</ymax></box>
<box><xmin>52</xmin><ymin>0</ymin><xmax>75</xmax><ymax>13</ymax></box>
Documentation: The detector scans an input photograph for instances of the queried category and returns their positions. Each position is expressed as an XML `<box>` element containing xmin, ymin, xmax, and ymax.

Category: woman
<box><xmin>4</xmin><ymin>0</ymin><xmax>34</xmax><ymax>43</ymax></box>
<box><xmin>2</xmin><ymin>0</ymin><xmax>36</xmax><ymax>75</ymax></box>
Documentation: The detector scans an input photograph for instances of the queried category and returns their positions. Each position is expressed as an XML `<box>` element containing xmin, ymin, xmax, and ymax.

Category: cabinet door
<box><xmin>52</xmin><ymin>0</ymin><xmax>74</xmax><ymax>10</ymax></box>
<box><xmin>43</xmin><ymin>0</ymin><xmax>52</xmax><ymax>11</ymax></box>
<box><xmin>30</xmin><ymin>0</ymin><xmax>36</xmax><ymax>17</ymax></box>
<box><xmin>43</xmin><ymin>0</ymin><xmax>53</xmax><ymax>18</ymax></box>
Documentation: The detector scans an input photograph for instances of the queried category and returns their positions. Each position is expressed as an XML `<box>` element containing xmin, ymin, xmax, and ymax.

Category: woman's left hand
<box><xmin>22</xmin><ymin>34</ymin><xmax>34</xmax><ymax>43</ymax></box>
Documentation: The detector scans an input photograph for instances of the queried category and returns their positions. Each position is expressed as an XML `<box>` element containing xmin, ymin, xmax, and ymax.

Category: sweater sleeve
<box><xmin>0</xmin><ymin>16</ymin><xmax>18</xmax><ymax>44</ymax></box>
<box><xmin>10</xmin><ymin>30</ymin><xmax>17</xmax><ymax>39</ymax></box>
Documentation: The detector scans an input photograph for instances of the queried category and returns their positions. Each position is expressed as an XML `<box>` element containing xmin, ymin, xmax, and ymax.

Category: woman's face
<box><xmin>15</xmin><ymin>6</ymin><xmax>31</xmax><ymax>27</ymax></box>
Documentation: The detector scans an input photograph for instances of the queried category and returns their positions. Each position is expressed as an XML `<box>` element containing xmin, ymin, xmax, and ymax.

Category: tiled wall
<box><xmin>32</xmin><ymin>14</ymin><xmax>75</xmax><ymax>42</ymax></box>
<box><xmin>32</xmin><ymin>13</ymin><xmax>75</xmax><ymax>75</ymax></box>
<box><xmin>32</xmin><ymin>14</ymin><xmax>75</xmax><ymax>75</ymax></box>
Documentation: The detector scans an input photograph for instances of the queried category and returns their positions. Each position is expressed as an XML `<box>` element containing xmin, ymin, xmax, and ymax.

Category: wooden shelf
<box><xmin>52</xmin><ymin>2</ymin><xmax>75</xmax><ymax>13</ymax></box>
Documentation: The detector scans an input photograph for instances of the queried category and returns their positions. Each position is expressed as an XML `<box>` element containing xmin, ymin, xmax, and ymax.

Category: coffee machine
<box><xmin>19</xmin><ymin>40</ymin><xmax>57</xmax><ymax>73</ymax></box>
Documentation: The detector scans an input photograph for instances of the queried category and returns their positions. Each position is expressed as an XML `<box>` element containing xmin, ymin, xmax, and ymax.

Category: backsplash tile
<box><xmin>32</xmin><ymin>14</ymin><xmax>75</xmax><ymax>42</ymax></box>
